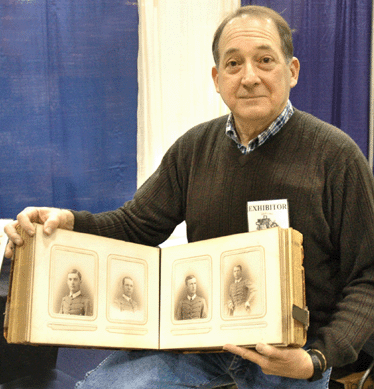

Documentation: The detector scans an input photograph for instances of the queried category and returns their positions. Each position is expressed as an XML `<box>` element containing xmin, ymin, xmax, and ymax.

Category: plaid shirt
<box><xmin>225</xmin><ymin>100</ymin><xmax>294</xmax><ymax>155</ymax></box>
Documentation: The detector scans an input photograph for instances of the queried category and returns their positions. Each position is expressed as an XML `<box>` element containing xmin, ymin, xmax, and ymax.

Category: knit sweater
<box><xmin>73</xmin><ymin>109</ymin><xmax>374</xmax><ymax>368</ymax></box>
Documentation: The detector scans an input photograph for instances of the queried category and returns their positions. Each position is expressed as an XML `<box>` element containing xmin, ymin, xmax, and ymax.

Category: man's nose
<box><xmin>241</xmin><ymin>62</ymin><xmax>260</xmax><ymax>85</ymax></box>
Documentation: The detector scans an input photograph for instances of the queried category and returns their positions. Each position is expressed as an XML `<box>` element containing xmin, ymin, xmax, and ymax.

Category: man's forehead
<box><xmin>220</xmin><ymin>16</ymin><xmax>281</xmax><ymax>53</ymax></box>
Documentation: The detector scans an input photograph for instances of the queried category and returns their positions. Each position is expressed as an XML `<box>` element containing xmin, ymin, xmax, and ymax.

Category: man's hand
<box><xmin>223</xmin><ymin>343</ymin><xmax>314</xmax><ymax>380</ymax></box>
<box><xmin>4</xmin><ymin>207</ymin><xmax>74</xmax><ymax>258</ymax></box>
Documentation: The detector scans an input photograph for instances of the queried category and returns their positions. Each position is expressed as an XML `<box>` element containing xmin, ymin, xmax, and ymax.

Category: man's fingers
<box><xmin>223</xmin><ymin>343</ymin><xmax>281</xmax><ymax>365</ymax></box>
<box><xmin>17</xmin><ymin>207</ymin><xmax>39</xmax><ymax>235</ymax></box>
<box><xmin>4</xmin><ymin>221</ymin><xmax>22</xmax><ymax>258</ymax></box>
<box><xmin>42</xmin><ymin>209</ymin><xmax>75</xmax><ymax>234</ymax></box>
<box><xmin>3</xmin><ymin>208</ymin><xmax>74</xmax><ymax>260</ymax></box>
<box><xmin>16</xmin><ymin>207</ymin><xmax>72</xmax><ymax>236</ymax></box>
<box><xmin>4</xmin><ymin>220</ymin><xmax>22</xmax><ymax>245</ymax></box>
<box><xmin>43</xmin><ymin>213</ymin><xmax>61</xmax><ymax>235</ymax></box>
<box><xmin>255</xmin><ymin>343</ymin><xmax>279</xmax><ymax>358</ymax></box>
<box><xmin>5</xmin><ymin>240</ymin><xmax>16</xmax><ymax>259</ymax></box>
<box><xmin>224</xmin><ymin>343</ymin><xmax>314</xmax><ymax>380</ymax></box>
<box><xmin>223</xmin><ymin>344</ymin><xmax>263</xmax><ymax>364</ymax></box>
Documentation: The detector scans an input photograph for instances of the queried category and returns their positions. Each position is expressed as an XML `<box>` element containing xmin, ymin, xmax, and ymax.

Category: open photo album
<box><xmin>4</xmin><ymin>224</ymin><xmax>308</xmax><ymax>351</ymax></box>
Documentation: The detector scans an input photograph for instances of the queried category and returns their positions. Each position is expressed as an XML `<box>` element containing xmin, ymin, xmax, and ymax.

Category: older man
<box><xmin>5</xmin><ymin>5</ymin><xmax>374</xmax><ymax>388</ymax></box>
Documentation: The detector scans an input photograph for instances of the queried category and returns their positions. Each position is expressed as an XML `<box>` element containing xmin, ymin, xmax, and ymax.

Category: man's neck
<box><xmin>234</xmin><ymin>116</ymin><xmax>276</xmax><ymax>147</ymax></box>
<box><xmin>232</xmin><ymin>101</ymin><xmax>290</xmax><ymax>147</ymax></box>
<box><xmin>70</xmin><ymin>290</ymin><xmax>82</xmax><ymax>298</ymax></box>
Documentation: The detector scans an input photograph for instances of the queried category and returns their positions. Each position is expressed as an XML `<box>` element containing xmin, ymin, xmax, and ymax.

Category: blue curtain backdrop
<box><xmin>243</xmin><ymin>0</ymin><xmax>372</xmax><ymax>158</ymax></box>
<box><xmin>0</xmin><ymin>1</ymin><xmax>372</xmax><ymax>220</ymax></box>
<box><xmin>0</xmin><ymin>0</ymin><xmax>138</xmax><ymax>219</ymax></box>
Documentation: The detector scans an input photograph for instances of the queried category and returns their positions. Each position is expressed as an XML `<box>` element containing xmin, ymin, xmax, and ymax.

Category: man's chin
<box><xmin>233</xmin><ymin>108</ymin><xmax>278</xmax><ymax>127</ymax></box>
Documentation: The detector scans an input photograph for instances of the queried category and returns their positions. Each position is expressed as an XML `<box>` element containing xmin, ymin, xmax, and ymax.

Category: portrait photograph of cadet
<box><xmin>108</xmin><ymin>255</ymin><xmax>146</xmax><ymax>323</ymax></box>
<box><xmin>49</xmin><ymin>246</ymin><xmax>98</xmax><ymax>320</ymax></box>
<box><xmin>60</xmin><ymin>269</ymin><xmax>93</xmax><ymax>316</ymax></box>
<box><xmin>221</xmin><ymin>248</ymin><xmax>265</xmax><ymax>320</ymax></box>
<box><xmin>175</xmin><ymin>275</ymin><xmax>208</xmax><ymax>320</ymax></box>
<box><xmin>50</xmin><ymin>247</ymin><xmax>96</xmax><ymax>319</ymax></box>
<box><xmin>114</xmin><ymin>276</ymin><xmax>138</xmax><ymax>313</ymax></box>
<box><xmin>172</xmin><ymin>256</ymin><xmax>211</xmax><ymax>322</ymax></box>
<box><xmin>227</xmin><ymin>264</ymin><xmax>255</xmax><ymax>316</ymax></box>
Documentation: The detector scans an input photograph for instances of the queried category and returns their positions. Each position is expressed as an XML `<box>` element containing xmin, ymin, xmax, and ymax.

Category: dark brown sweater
<box><xmin>73</xmin><ymin>109</ymin><xmax>374</xmax><ymax>368</ymax></box>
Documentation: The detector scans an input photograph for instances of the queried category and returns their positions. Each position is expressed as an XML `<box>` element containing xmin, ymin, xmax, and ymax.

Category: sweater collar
<box><xmin>225</xmin><ymin>100</ymin><xmax>294</xmax><ymax>155</ymax></box>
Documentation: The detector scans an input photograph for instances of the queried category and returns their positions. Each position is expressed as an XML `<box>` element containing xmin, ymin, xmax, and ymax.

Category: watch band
<box><xmin>307</xmin><ymin>349</ymin><xmax>327</xmax><ymax>382</ymax></box>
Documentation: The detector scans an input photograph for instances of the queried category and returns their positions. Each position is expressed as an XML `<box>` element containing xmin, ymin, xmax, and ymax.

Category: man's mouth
<box><xmin>238</xmin><ymin>95</ymin><xmax>264</xmax><ymax>99</ymax></box>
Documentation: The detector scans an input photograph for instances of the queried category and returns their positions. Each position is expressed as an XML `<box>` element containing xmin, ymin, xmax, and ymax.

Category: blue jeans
<box><xmin>75</xmin><ymin>349</ymin><xmax>331</xmax><ymax>389</ymax></box>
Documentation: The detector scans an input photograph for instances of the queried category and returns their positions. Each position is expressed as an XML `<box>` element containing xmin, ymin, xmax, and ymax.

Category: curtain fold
<box><xmin>0</xmin><ymin>1</ymin><xmax>138</xmax><ymax>218</ymax></box>
<box><xmin>1</xmin><ymin>1</ymin><xmax>372</xmax><ymax>221</ymax></box>
<box><xmin>137</xmin><ymin>0</ymin><xmax>240</xmax><ymax>187</ymax></box>
<box><xmin>242</xmin><ymin>0</ymin><xmax>372</xmax><ymax>162</ymax></box>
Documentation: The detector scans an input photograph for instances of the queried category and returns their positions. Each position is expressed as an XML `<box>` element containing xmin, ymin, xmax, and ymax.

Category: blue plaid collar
<box><xmin>225</xmin><ymin>100</ymin><xmax>294</xmax><ymax>154</ymax></box>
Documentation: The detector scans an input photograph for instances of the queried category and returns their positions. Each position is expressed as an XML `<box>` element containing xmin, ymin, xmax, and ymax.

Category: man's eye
<box><xmin>227</xmin><ymin>60</ymin><xmax>238</xmax><ymax>67</ymax></box>
<box><xmin>260</xmin><ymin>57</ymin><xmax>273</xmax><ymax>64</ymax></box>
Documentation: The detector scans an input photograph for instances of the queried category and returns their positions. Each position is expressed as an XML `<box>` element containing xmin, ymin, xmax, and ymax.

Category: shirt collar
<box><xmin>188</xmin><ymin>294</ymin><xmax>196</xmax><ymax>301</ymax></box>
<box><xmin>70</xmin><ymin>290</ymin><xmax>82</xmax><ymax>299</ymax></box>
<box><xmin>225</xmin><ymin>100</ymin><xmax>294</xmax><ymax>155</ymax></box>
<box><xmin>122</xmin><ymin>294</ymin><xmax>132</xmax><ymax>302</ymax></box>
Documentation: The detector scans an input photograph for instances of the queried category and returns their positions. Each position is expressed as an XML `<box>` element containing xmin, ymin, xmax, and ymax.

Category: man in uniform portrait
<box><xmin>114</xmin><ymin>276</ymin><xmax>138</xmax><ymax>312</ymax></box>
<box><xmin>175</xmin><ymin>275</ymin><xmax>208</xmax><ymax>320</ymax></box>
<box><xmin>60</xmin><ymin>269</ymin><xmax>92</xmax><ymax>316</ymax></box>
<box><xmin>227</xmin><ymin>265</ymin><xmax>256</xmax><ymax>316</ymax></box>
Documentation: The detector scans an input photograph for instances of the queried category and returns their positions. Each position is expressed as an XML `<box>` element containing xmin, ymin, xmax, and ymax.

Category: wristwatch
<box><xmin>306</xmin><ymin>349</ymin><xmax>327</xmax><ymax>382</ymax></box>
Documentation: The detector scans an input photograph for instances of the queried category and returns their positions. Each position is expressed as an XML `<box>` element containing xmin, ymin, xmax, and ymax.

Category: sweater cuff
<box><xmin>70</xmin><ymin>210</ymin><xmax>93</xmax><ymax>233</ymax></box>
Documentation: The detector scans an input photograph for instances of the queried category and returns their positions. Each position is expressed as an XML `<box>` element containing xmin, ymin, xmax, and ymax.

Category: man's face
<box><xmin>123</xmin><ymin>278</ymin><xmax>134</xmax><ymax>298</ymax></box>
<box><xmin>67</xmin><ymin>273</ymin><xmax>81</xmax><ymax>294</ymax></box>
<box><xmin>233</xmin><ymin>266</ymin><xmax>242</xmax><ymax>280</ymax></box>
<box><xmin>186</xmin><ymin>278</ymin><xmax>197</xmax><ymax>296</ymax></box>
<box><xmin>212</xmin><ymin>16</ymin><xmax>299</xmax><ymax>135</ymax></box>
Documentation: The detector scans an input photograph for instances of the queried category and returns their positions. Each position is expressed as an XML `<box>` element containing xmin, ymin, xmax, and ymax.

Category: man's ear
<box><xmin>212</xmin><ymin>66</ymin><xmax>220</xmax><ymax>93</ymax></box>
<box><xmin>289</xmin><ymin>57</ymin><xmax>300</xmax><ymax>89</ymax></box>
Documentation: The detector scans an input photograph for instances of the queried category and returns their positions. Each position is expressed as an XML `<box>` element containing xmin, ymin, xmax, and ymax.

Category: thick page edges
<box><xmin>5</xmin><ymin>225</ymin><xmax>36</xmax><ymax>343</ymax></box>
<box><xmin>5</xmin><ymin>224</ymin><xmax>160</xmax><ymax>349</ymax></box>
<box><xmin>5</xmin><ymin>225</ymin><xmax>307</xmax><ymax>350</ymax></box>
<box><xmin>160</xmin><ymin>227</ymin><xmax>307</xmax><ymax>350</ymax></box>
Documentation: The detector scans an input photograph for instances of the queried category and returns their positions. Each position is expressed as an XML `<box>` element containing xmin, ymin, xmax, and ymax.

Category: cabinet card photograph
<box><xmin>172</xmin><ymin>255</ymin><xmax>211</xmax><ymax>323</ymax></box>
<box><xmin>221</xmin><ymin>247</ymin><xmax>266</xmax><ymax>320</ymax></box>
<box><xmin>49</xmin><ymin>246</ymin><xmax>97</xmax><ymax>320</ymax></box>
<box><xmin>107</xmin><ymin>255</ymin><xmax>147</xmax><ymax>324</ymax></box>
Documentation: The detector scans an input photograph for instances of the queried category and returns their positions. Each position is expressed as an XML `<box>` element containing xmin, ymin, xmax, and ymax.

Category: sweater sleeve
<box><xmin>72</xmin><ymin>136</ymin><xmax>189</xmax><ymax>247</ymax></box>
<box><xmin>310</xmin><ymin>145</ymin><xmax>374</xmax><ymax>368</ymax></box>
